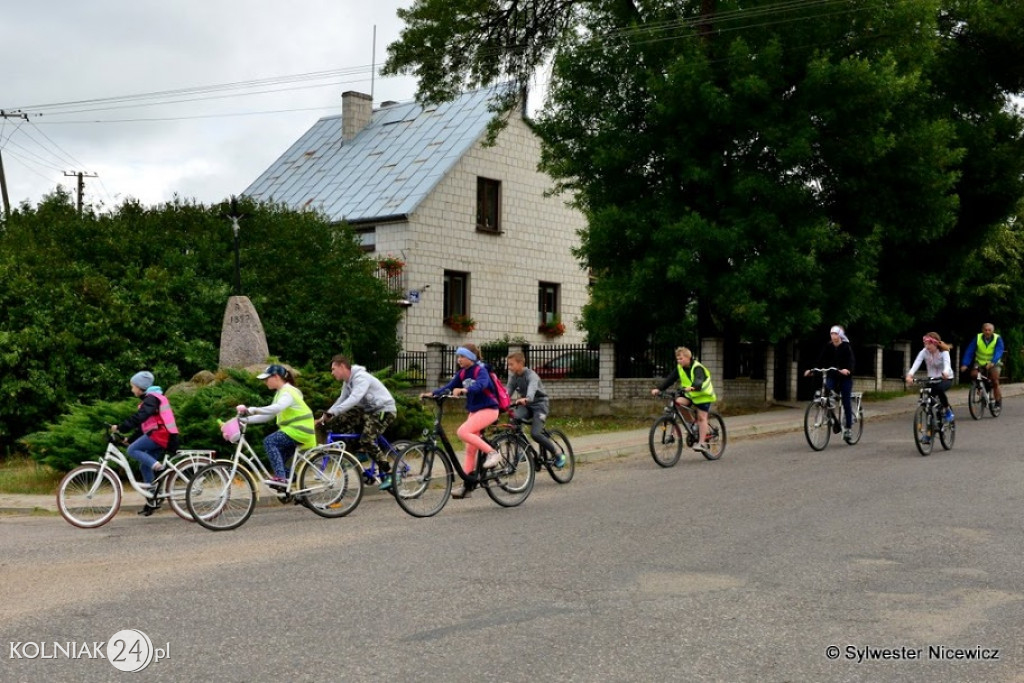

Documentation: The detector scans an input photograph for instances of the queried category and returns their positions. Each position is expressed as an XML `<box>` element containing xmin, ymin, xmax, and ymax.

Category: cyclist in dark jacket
<box><xmin>804</xmin><ymin>326</ymin><xmax>855</xmax><ymax>439</ymax></box>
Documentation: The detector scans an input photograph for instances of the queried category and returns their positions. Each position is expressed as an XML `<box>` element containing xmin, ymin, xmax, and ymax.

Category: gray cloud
<box><xmin>0</xmin><ymin>0</ymin><xmax>417</xmax><ymax>209</ymax></box>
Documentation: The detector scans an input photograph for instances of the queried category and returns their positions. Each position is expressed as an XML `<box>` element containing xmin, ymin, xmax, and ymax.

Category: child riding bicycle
<box><xmin>651</xmin><ymin>347</ymin><xmax>717</xmax><ymax>454</ymax></box>
<box><xmin>505</xmin><ymin>351</ymin><xmax>565</xmax><ymax>468</ymax></box>
<box><xmin>110</xmin><ymin>370</ymin><xmax>180</xmax><ymax>516</ymax></box>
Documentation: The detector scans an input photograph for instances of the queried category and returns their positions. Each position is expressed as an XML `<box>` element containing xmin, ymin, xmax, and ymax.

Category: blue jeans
<box><xmin>826</xmin><ymin>375</ymin><xmax>854</xmax><ymax>429</ymax></box>
<box><xmin>127</xmin><ymin>435</ymin><xmax>163</xmax><ymax>483</ymax></box>
<box><xmin>264</xmin><ymin>430</ymin><xmax>299</xmax><ymax>479</ymax></box>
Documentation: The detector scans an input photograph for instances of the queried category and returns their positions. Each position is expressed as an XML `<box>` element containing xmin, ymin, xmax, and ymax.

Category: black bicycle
<box><xmin>489</xmin><ymin>411</ymin><xmax>575</xmax><ymax>484</ymax></box>
<box><xmin>803</xmin><ymin>367</ymin><xmax>864</xmax><ymax>450</ymax></box>
<box><xmin>649</xmin><ymin>392</ymin><xmax>726</xmax><ymax>467</ymax></box>
<box><xmin>390</xmin><ymin>393</ymin><xmax>535</xmax><ymax>517</ymax></box>
<box><xmin>966</xmin><ymin>367</ymin><xmax>1002</xmax><ymax>420</ymax></box>
<box><xmin>911</xmin><ymin>377</ymin><xmax>955</xmax><ymax>456</ymax></box>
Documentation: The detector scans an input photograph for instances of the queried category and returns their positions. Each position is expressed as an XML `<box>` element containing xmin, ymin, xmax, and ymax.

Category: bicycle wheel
<box><xmin>913</xmin><ymin>406</ymin><xmax>933</xmax><ymax>456</ymax></box>
<box><xmin>486</xmin><ymin>435</ymin><xmax>536</xmax><ymax>507</ymax></box>
<box><xmin>649</xmin><ymin>415</ymin><xmax>683</xmax><ymax>467</ymax></box>
<box><xmin>803</xmin><ymin>402</ymin><xmax>831</xmax><ymax>451</ymax></box>
<box><xmin>702</xmin><ymin>412</ymin><xmax>727</xmax><ymax>460</ymax></box>
<box><xmin>163</xmin><ymin>453</ymin><xmax>214</xmax><ymax>522</ymax></box>
<box><xmin>940</xmin><ymin>414</ymin><xmax>956</xmax><ymax>450</ymax></box>
<box><xmin>844</xmin><ymin>404</ymin><xmax>864</xmax><ymax>445</ymax></box>
<box><xmin>57</xmin><ymin>465</ymin><xmax>122</xmax><ymax>528</ymax></box>
<box><xmin>545</xmin><ymin>429</ymin><xmax>575</xmax><ymax>484</ymax></box>
<box><xmin>968</xmin><ymin>383</ymin><xmax>984</xmax><ymax>420</ymax></box>
<box><xmin>186</xmin><ymin>462</ymin><xmax>257</xmax><ymax>531</ymax></box>
<box><xmin>298</xmin><ymin>449</ymin><xmax>363</xmax><ymax>518</ymax></box>
<box><xmin>392</xmin><ymin>443</ymin><xmax>452</xmax><ymax>518</ymax></box>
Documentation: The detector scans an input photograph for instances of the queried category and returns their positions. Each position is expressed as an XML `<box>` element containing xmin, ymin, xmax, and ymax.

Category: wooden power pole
<box><xmin>0</xmin><ymin>109</ymin><xmax>29</xmax><ymax>220</ymax></box>
<box><xmin>63</xmin><ymin>170</ymin><xmax>98</xmax><ymax>214</ymax></box>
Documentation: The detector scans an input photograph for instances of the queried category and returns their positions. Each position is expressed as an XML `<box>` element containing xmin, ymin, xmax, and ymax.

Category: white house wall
<box><xmin>396</xmin><ymin>115</ymin><xmax>589</xmax><ymax>351</ymax></box>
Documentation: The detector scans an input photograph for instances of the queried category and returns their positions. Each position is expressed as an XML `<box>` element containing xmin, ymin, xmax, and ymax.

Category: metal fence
<box><xmin>439</xmin><ymin>343</ymin><xmax>599</xmax><ymax>381</ymax></box>
<box><xmin>367</xmin><ymin>351</ymin><xmax>427</xmax><ymax>386</ymax></box>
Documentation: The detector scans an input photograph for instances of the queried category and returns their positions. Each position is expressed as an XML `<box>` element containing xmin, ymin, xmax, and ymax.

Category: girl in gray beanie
<box><xmin>111</xmin><ymin>371</ymin><xmax>180</xmax><ymax>515</ymax></box>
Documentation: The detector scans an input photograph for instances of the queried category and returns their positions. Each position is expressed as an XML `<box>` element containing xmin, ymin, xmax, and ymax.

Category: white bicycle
<box><xmin>185</xmin><ymin>416</ymin><xmax>363</xmax><ymax>531</ymax></box>
<box><xmin>57</xmin><ymin>432</ymin><xmax>215</xmax><ymax>528</ymax></box>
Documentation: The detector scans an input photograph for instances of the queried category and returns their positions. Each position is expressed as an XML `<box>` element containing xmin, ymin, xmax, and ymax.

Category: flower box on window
<box><xmin>444</xmin><ymin>314</ymin><xmax>476</xmax><ymax>334</ymax></box>
<box><xmin>538</xmin><ymin>320</ymin><xmax>565</xmax><ymax>337</ymax></box>
<box><xmin>377</xmin><ymin>255</ymin><xmax>405</xmax><ymax>276</ymax></box>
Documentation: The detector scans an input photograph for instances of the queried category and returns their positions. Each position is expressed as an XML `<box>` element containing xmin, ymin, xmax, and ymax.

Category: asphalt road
<box><xmin>2</xmin><ymin>400</ymin><xmax>1022</xmax><ymax>682</ymax></box>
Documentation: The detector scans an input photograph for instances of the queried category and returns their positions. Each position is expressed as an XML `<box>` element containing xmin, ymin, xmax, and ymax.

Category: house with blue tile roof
<box><xmin>243</xmin><ymin>85</ymin><xmax>588</xmax><ymax>352</ymax></box>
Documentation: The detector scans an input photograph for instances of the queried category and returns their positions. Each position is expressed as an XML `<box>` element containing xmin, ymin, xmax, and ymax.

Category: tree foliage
<box><xmin>385</xmin><ymin>0</ymin><xmax>1024</xmax><ymax>346</ymax></box>
<box><xmin>0</xmin><ymin>191</ymin><xmax>403</xmax><ymax>452</ymax></box>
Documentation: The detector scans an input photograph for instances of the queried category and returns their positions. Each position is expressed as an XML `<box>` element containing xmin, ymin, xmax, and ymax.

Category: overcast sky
<box><xmin>0</xmin><ymin>1</ymin><xmax>421</xmax><ymax>210</ymax></box>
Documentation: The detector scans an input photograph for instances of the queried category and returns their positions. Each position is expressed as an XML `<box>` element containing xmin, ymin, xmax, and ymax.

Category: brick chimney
<box><xmin>342</xmin><ymin>91</ymin><xmax>372</xmax><ymax>142</ymax></box>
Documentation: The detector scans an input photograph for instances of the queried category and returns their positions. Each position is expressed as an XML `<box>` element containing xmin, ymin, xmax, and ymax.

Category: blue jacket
<box><xmin>434</xmin><ymin>362</ymin><xmax>499</xmax><ymax>413</ymax></box>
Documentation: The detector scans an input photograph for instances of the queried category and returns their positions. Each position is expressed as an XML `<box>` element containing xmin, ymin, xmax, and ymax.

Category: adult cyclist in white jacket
<box><xmin>317</xmin><ymin>354</ymin><xmax>398</xmax><ymax>489</ymax></box>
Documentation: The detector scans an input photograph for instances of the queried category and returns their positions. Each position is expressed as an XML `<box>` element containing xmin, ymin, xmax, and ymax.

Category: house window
<box><xmin>355</xmin><ymin>227</ymin><xmax>376</xmax><ymax>252</ymax></box>
<box><xmin>539</xmin><ymin>282</ymin><xmax>560</xmax><ymax>324</ymax></box>
<box><xmin>476</xmin><ymin>177</ymin><xmax>501</xmax><ymax>233</ymax></box>
<box><xmin>444</xmin><ymin>270</ymin><xmax>469</xmax><ymax>319</ymax></box>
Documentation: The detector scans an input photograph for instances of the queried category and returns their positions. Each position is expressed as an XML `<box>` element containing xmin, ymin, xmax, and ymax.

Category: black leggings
<box><xmin>932</xmin><ymin>378</ymin><xmax>953</xmax><ymax>409</ymax></box>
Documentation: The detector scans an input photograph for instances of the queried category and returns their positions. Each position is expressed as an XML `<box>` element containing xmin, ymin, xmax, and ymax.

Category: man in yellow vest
<box><xmin>960</xmin><ymin>322</ymin><xmax>1004</xmax><ymax>408</ymax></box>
<box><xmin>652</xmin><ymin>347</ymin><xmax>718</xmax><ymax>454</ymax></box>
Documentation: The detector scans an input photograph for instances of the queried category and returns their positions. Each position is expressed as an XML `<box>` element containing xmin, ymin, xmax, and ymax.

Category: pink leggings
<box><xmin>457</xmin><ymin>408</ymin><xmax>499</xmax><ymax>472</ymax></box>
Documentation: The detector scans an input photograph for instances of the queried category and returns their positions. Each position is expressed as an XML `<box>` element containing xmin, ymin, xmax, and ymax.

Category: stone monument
<box><xmin>219</xmin><ymin>295</ymin><xmax>270</xmax><ymax>368</ymax></box>
<box><xmin>218</xmin><ymin>197</ymin><xmax>270</xmax><ymax>368</ymax></box>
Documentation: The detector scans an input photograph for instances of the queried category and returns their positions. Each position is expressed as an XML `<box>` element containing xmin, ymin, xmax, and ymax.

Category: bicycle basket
<box><xmin>220</xmin><ymin>417</ymin><xmax>242</xmax><ymax>444</ymax></box>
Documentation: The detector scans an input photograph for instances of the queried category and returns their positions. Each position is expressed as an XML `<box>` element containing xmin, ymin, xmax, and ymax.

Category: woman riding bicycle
<box><xmin>905</xmin><ymin>332</ymin><xmax>955</xmax><ymax>422</ymax></box>
<box><xmin>651</xmin><ymin>347</ymin><xmax>717</xmax><ymax>454</ymax></box>
<box><xmin>803</xmin><ymin>325</ymin><xmax>855</xmax><ymax>441</ymax></box>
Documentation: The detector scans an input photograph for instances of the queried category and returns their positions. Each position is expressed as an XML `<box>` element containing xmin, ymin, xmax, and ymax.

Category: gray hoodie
<box><xmin>327</xmin><ymin>365</ymin><xmax>397</xmax><ymax>417</ymax></box>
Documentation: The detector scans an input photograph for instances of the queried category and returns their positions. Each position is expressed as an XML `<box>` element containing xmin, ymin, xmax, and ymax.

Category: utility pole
<box><xmin>63</xmin><ymin>170</ymin><xmax>98</xmax><ymax>215</ymax></box>
<box><xmin>0</xmin><ymin>109</ymin><xmax>29</xmax><ymax>220</ymax></box>
<box><xmin>0</xmin><ymin>148</ymin><xmax>9</xmax><ymax>221</ymax></box>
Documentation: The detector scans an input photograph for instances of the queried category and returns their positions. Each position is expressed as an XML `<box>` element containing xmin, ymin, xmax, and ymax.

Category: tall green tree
<box><xmin>0</xmin><ymin>191</ymin><xmax>402</xmax><ymax>452</ymax></box>
<box><xmin>385</xmin><ymin>0</ymin><xmax>1024</xmax><ymax>345</ymax></box>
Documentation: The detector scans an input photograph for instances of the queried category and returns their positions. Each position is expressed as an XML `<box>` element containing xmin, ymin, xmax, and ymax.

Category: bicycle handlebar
<box><xmin>807</xmin><ymin>367</ymin><xmax>838</xmax><ymax>374</ymax></box>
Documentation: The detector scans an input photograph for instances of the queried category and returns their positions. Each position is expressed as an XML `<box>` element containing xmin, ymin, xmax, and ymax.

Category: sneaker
<box><xmin>831</xmin><ymin>419</ymin><xmax>842</xmax><ymax>434</ymax></box>
<box><xmin>553</xmin><ymin>452</ymin><xmax>567</xmax><ymax>468</ymax></box>
<box><xmin>945</xmin><ymin>408</ymin><xmax>955</xmax><ymax>422</ymax></box>
<box><xmin>843</xmin><ymin>429</ymin><xmax>852</xmax><ymax>441</ymax></box>
<box><xmin>378</xmin><ymin>474</ymin><xmax>392</xmax><ymax>491</ymax></box>
<box><xmin>451</xmin><ymin>484</ymin><xmax>472</xmax><ymax>499</ymax></box>
<box><xmin>691</xmin><ymin>444</ymin><xmax>708</xmax><ymax>454</ymax></box>
<box><xmin>482</xmin><ymin>451</ymin><xmax>502</xmax><ymax>469</ymax></box>
<box><xmin>264</xmin><ymin>477</ymin><xmax>288</xmax><ymax>490</ymax></box>
<box><xmin>920</xmin><ymin>434</ymin><xmax>931</xmax><ymax>444</ymax></box>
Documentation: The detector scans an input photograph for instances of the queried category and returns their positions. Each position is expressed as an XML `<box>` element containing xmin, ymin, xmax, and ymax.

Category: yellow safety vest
<box><xmin>975</xmin><ymin>333</ymin><xmax>1000</xmax><ymax>365</ymax></box>
<box><xmin>678</xmin><ymin>360</ymin><xmax>717</xmax><ymax>404</ymax></box>
<box><xmin>275</xmin><ymin>384</ymin><xmax>317</xmax><ymax>450</ymax></box>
